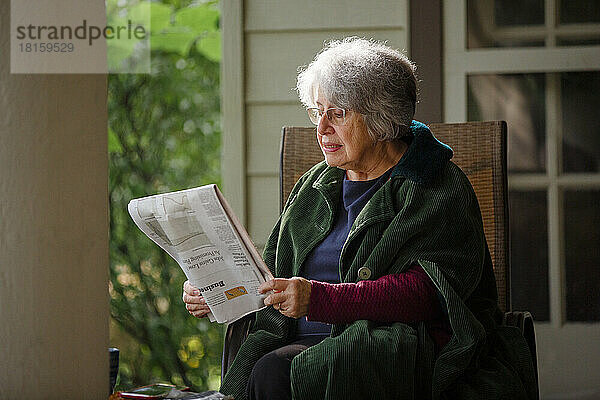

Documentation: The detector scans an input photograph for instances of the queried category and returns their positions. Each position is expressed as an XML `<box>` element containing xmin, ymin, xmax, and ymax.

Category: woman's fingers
<box><xmin>189</xmin><ymin>306</ymin><xmax>211</xmax><ymax>318</ymax></box>
<box><xmin>186</xmin><ymin>299</ymin><xmax>210</xmax><ymax>318</ymax></box>
<box><xmin>186</xmin><ymin>302</ymin><xmax>209</xmax><ymax>311</ymax></box>
<box><xmin>182</xmin><ymin>292</ymin><xmax>206</xmax><ymax>304</ymax></box>
<box><xmin>264</xmin><ymin>291</ymin><xmax>286</xmax><ymax>306</ymax></box>
<box><xmin>258</xmin><ymin>278</ymin><xmax>289</xmax><ymax>294</ymax></box>
<box><xmin>182</xmin><ymin>281</ymin><xmax>205</xmax><ymax>303</ymax></box>
<box><xmin>262</xmin><ymin>277</ymin><xmax>311</xmax><ymax>318</ymax></box>
<box><xmin>182</xmin><ymin>280</ymin><xmax>211</xmax><ymax>319</ymax></box>
<box><xmin>183</xmin><ymin>280</ymin><xmax>200</xmax><ymax>295</ymax></box>
<box><xmin>184</xmin><ymin>295</ymin><xmax>210</xmax><ymax>318</ymax></box>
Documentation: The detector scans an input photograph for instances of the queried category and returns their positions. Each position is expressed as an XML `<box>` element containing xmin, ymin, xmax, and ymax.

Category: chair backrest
<box><xmin>279</xmin><ymin>121</ymin><xmax>510</xmax><ymax>313</ymax></box>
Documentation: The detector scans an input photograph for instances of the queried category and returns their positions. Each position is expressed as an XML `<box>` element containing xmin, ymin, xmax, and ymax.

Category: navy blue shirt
<box><xmin>296</xmin><ymin>167</ymin><xmax>394</xmax><ymax>337</ymax></box>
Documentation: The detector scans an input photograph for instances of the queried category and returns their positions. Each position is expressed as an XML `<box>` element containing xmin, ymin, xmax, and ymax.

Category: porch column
<box><xmin>0</xmin><ymin>1</ymin><xmax>109</xmax><ymax>398</ymax></box>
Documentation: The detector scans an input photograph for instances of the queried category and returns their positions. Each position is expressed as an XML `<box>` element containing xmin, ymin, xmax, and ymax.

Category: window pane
<box><xmin>557</xmin><ymin>37</ymin><xmax>600</xmax><ymax>46</ymax></box>
<box><xmin>565</xmin><ymin>190</ymin><xmax>600</xmax><ymax>321</ymax></box>
<box><xmin>467</xmin><ymin>0</ymin><xmax>545</xmax><ymax>48</ymax></box>
<box><xmin>468</xmin><ymin>74</ymin><xmax>546</xmax><ymax>173</ymax></box>
<box><xmin>494</xmin><ymin>0</ymin><xmax>545</xmax><ymax>26</ymax></box>
<box><xmin>559</xmin><ymin>0</ymin><xmax>600</xmax><ymax>24</ymax></box>
<box><xmin>561</xmin><ymin>71</ymin><xmax>600</xmax><ymax>173</ymax></box>
<box><xmin>509</xmin><ymin>190</ymin><xmax>549</xmax><ymax>321</ymax></box>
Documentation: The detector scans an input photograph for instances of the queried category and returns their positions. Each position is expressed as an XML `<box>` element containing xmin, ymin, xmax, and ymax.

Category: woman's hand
<box><xmin>258</xmin><ymin>277</ymin><xmax>312</xmax><ymax>319</ymax></box>
<box><xmin>182</xmin><ymin>280</ymin><xmax>211</xmax><ymax>319</ymax></box>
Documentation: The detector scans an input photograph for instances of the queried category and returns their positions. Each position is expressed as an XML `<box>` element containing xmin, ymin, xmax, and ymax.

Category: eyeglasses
<box><xmin>306</xmin><ymin>107</ymin><xmax>349</xmax><ymax>126</ymax></box>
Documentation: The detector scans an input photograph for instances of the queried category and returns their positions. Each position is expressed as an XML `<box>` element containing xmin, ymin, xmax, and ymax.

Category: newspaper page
<box><xmin>128</xmin><ymin>184</ymin><xmax>273</xmax><ymax>324</ymax></box>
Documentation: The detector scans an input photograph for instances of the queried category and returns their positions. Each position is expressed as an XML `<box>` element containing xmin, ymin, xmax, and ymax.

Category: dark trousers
<box><xmin>246</xmin><ymin>335</ymin><xmax>328</xmax><ymax>400</ymax></box>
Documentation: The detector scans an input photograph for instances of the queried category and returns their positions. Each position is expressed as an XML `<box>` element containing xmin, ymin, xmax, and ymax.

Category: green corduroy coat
<box><xmin>220</xmin><ymin>121</ymin><xmax>537</xmax><ymax>400</ymax></box>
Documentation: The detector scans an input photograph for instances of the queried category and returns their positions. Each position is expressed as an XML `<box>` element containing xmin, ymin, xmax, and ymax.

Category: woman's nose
<box><xmin>317</xmin><ymin>113</ymin><xmax>333</xmax><ymax>135</ymax></box>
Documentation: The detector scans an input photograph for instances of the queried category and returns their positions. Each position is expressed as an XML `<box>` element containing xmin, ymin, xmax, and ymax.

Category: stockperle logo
<box><xmin>11</xmin><ymin>0</ymin><xmax>150</xmax><ymax>74</ymax></box>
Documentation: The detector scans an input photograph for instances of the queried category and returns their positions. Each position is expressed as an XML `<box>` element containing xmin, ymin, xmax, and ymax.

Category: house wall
<box><xmin>0</xmin><ymin>1</ymin><xmax>109</xmax><ymax>397</ymax></box>
<box><xmin>222</xmin><ymin>0</ymin><xmax>409</xmax><ymax>248</ymax></box>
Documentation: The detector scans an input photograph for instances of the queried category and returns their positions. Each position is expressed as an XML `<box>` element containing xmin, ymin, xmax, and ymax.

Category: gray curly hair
<box><xmin>296</xmin><ymin>37</ymin><xmax>417</xmax><ymax>141</ymax></box>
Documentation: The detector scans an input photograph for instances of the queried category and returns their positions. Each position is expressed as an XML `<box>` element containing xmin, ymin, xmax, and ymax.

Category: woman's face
<box><xmin>315</xmin><ymin>93</ymin><xmax>377</xmax><ymax>177</ymax></box>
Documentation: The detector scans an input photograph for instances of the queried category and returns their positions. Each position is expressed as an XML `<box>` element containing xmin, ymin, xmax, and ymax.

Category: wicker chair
<box><xmin>222</xmin><ymin>122</ymin><xmax>538</xmax><ymax>395</ymax></box>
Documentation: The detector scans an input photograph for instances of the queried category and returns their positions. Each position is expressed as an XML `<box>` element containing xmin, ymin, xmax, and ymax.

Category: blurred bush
<box><xmin>107</xmin><ymin>0</ymin><xmax>223</xmax><ymax>391</ymax></box>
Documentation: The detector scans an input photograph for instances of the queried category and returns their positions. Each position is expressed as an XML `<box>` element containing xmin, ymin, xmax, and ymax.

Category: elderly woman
<box><xmin>183</xmin><ymin>37</ymin><xmax>535</xmax><ymax>400</ymax></box>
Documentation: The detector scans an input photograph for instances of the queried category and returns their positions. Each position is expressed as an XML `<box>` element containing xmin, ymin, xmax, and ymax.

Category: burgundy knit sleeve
<box><xmin>307</xmin><ymin>264</ymin><xmax>443</xmax><ymax>324</ymax></box>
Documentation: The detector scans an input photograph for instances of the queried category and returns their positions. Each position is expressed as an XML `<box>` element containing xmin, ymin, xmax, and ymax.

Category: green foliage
<box><xmin>106</xmin><ymin>0</ymin><xmax>220</xmax><ymax>72</ymax></box>
<box><xmin>108</xmin><ymin>0</ymin><xmax>223</xmax><ymax>391</ymax></box>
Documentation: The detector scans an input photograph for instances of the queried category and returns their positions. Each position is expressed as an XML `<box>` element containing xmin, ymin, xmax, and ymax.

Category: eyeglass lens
<box><xmin>307</xmin><ymin>108</ymin><xmax>345</xmax><ymax>126</ymax></box>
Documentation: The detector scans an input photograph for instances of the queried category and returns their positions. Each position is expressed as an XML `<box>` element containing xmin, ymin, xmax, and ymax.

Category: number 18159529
<box><xmin>19</xmin><ymin>42</ymin><xmax>74</xmax><ymax>53</ymax></box>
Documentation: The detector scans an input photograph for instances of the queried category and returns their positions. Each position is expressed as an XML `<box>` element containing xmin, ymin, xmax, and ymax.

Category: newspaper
<box><xmin>128</xmin><ymin>184</ymin><xmax>273</xmax><ymax>324</ymax></box>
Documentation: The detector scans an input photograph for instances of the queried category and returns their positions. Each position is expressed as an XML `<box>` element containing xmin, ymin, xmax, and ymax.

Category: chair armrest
<box><xmin>221</xmin><ymin>313</ymin><xmax>256</xmax><ymax>380</ymax></box>
<box><xmin>503</xmin><ymin>310</ymin><xmax>539</xmax><ymax>393</ymax></box>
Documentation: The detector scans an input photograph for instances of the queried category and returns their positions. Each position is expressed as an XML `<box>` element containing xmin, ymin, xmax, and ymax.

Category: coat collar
<box><xmin>312</xmin><ymin>120</ymin><xmax>454</xmax><ymax>191</ymax></box>
<box><xmin>391</xmin><ymin>120</ymin><xmax>454</xmax><ymax>185</ymax></box>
